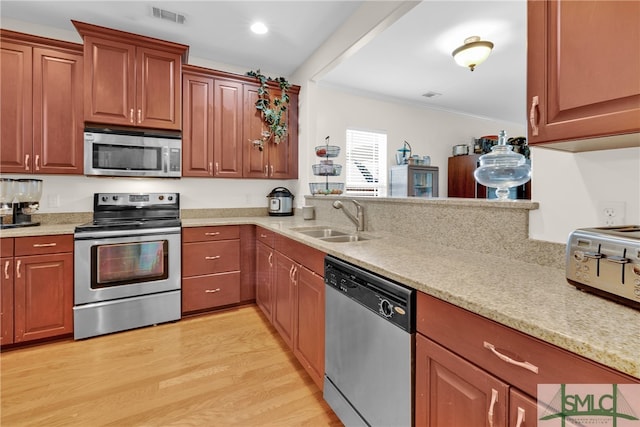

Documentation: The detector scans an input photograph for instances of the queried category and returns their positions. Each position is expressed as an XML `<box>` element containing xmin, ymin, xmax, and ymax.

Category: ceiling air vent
<box><xmin>152</xmin><ymin>7</ymin><xmax>186</xmax><ymax>24</ymax></box>
<box><xmin>422</xmin><ymin>91</ymin><xmax>442</xmax><ymax>98</ymax></box>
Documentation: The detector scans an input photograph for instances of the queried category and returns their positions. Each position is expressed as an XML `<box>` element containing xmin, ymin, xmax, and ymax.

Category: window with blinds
<box><xmin>345</xmin><ymin>129</ymin><xmax>387</xmax><ymax>197</ymax></box>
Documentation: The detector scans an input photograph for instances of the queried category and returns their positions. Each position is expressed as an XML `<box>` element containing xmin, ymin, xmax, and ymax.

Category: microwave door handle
<box><xmin>163</xmin><ymin>147</ymin><xmax>168</xmax><ymax>173</ymax></box>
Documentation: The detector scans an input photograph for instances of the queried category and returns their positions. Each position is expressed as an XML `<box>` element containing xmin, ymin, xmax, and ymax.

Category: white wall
<box><xmin>296</xmin><ymin>84</ymin><xmax>525</xmax><ymax>199</ymax></box>
<box><xmin>529</xmin><ymin>146</ymin><xmax>640</xmax><ymax>243</ymax></box>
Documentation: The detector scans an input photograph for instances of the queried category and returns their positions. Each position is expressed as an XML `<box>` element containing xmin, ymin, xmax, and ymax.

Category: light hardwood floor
<box><xmin>1</xmin><ymin>305</ymin><xmax>342</xmax><ymax>426</ymax></box>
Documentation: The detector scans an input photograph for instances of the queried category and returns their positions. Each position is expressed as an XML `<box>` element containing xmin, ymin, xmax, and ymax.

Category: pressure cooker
<box><xmin>267</xmin><ymin>187</ymin><xmax>294</xmax><ymax>216</ymax></box>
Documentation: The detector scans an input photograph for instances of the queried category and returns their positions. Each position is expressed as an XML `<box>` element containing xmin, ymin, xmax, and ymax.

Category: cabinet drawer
<box><xmin>275</xmin><ymin>234</ymin><xmax>325</xmax><ymax>276</ymax></box>
<box><xmin>417</xmin><ymin>292</ymin><xmax>637</xmax><ymax>397</ymax></box>
<box><xmin>182</xmin><ymin>225</ymin><xmax>240</xmax><ymax>243</ymax></box>
<box><xmin>182</xmin><ymin>240</ymin><xmax>240</xmax><ymax>276</ymax></box>
<box><xmin>14</xmin><ymin>235</ymin><xmax>73</xmax><ymax>256</ymax></box>
<box><xmin>256</xmin><ymin>227</ymin><xmax>275</xmax><ymax>247</ymax></box>
<box><xmin>182</xmin><ymin>272</ymin><xmax>240</xmax><ymax>313</ymax></box>
<box><xmin>1</xmin><ymin>238</ymin><xmax>14</xmax><ymax>257</ymax></box>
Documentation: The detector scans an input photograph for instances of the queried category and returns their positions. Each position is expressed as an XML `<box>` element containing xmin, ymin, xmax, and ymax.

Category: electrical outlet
<box><xmin>598</xmin><ymin>201</ymin><xmax>626</xmax><ymax>226</ymax></box>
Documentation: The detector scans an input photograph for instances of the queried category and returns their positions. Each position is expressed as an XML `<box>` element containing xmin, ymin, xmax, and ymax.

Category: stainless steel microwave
<box><xmin>84</xmin><ymin>128</ymin><xmax>181</xmax><ymax>178</ymax></box>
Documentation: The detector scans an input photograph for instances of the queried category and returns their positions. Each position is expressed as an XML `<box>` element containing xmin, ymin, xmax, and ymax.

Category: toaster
<box><xmin>566</xmin><ymin>225</ymin><xmax>640</xmax><ymax>309</ymax></box>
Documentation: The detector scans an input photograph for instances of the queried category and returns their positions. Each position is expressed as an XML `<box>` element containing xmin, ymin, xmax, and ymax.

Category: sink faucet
<box><xmin>332</xmin><ymin>200</ymin><xmax>365</xmax><ymax>232</ymax></box>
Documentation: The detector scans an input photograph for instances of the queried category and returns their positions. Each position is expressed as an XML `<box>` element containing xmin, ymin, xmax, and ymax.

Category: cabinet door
<box><xmin>416</xmin><ymin>334</ymin><xmax>508</xmax><ymax>427</ymax></box>
<box><xmin>293</xmin><ymin>266</ymin><xmax>324</xmax><ymax>389</ymax></box>
<box><xmin>255</xmin><ymin>241</ymin><xmax>274</xmax><ymax>321</ymax></box>
<box><xmin>269</xmin><ymin>90</ymin><xmax>298</xmax><ymax>179</ymax></box>
<box><xmin>14</xmin><ymin>252</ymin><xmax>73</xmax><ymax>342</ymax></box>
<box><xmin>0</xmin><ymin>41</ymin><xmax>32</xmax><ymax>173</ymax></box>
<box><xmin>182</xmin><ymin>72</ymin><xmax>214</xmax><ymax>177</ymax></box>
<box><xmin>83</xmin><ymin>35</ymin><xmax>135</xmax><ymax>126</ymax></box>
<box><xmin>447</xmin><ymin>155</ymin><xmax>485</xmax><ymax>198</ymax></box>
<box><xmin>243</xmin><ymin>83</ymin><xmax>269</xmax><ymax>178</ymax></box>
<box><xmin>213</xmin><ymin>79</ymin><xmax>243</xmax><ymax>177</ymax></box>
<box><xmin>527</xmin><ymin>0</ymin><xmax>640</xmax><ymax>147</ymax></box>
<box><xmin>33</xmin><ymin>47</ymin><xmax>83</xmax><ymax>174</ymax></box>
<box><xmin>273</xmin><ymin>251</ymin><xmax>295</xmax><ymax>348</ymax></box>
<box><xmin>1</xmin><ymin>257</ymin><xmax>14</xmax><ymax>345</ymax></box>
<box><xmin>137</xmin><ymin>47</ymin><xmax>181</xmax><ymax>130</ymax></box>
<box><xmin>509</xmin><ymin>389</ymin><xmax>539</xmax><ymax>427</ymax></box>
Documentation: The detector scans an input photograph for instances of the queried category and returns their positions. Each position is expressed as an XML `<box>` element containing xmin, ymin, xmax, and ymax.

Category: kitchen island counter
<box><xmin>3</xmin><ymin>214</ymin><xmax>638</xmax><ymax>379</ymax></box>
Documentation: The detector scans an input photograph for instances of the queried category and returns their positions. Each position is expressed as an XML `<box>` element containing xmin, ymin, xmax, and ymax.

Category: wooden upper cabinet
<box><xmin>1</xmin><ymin>31</ymin><xmax>83</xmax><ymax>175</ymax></box>
<box><xmin>243</xmin><ymin>83</ymin><xmax>299</xmax><ymax>179</ymax></box>
<box><xmin>182</xmin><ymin>70</ymin><xmax>214</xmax><ymax>177</ymax></box>
<box><xmin>527</xmin><ymin>0</ymin><xmax>640</xmax><ymax>151</ymax></box>
<box><xmin>213</xmin><ymin>79</ymin><xmax>243</xmax><ymax>178</ymax></box>
<box><xmin>0</xmin><ymin>40</ymin><xmax>32</xmax><ymax>173</ymax></box>
<box><xmin>33</xmin><ymin>47</ymin><xmax>84</xmax><ymax>174</ymax></box>
<box><xmin>73</xmin><ymin>20</ymin><xmax>188</xmax><ymax>131</ymax></box>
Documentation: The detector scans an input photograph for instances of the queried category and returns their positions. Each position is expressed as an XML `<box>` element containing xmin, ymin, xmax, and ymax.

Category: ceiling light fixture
<box><xmin>250</xmin><ymin>22</ymin><xmax>268</xmax><ymax>35</ymax></box>
<box><xmin>452</xmin><ymin>36</ymin><xmax>494</xmax><ymax>71</ymax></box>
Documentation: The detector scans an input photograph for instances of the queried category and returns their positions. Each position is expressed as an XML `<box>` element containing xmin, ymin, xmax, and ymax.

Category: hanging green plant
<box><xmin>247</xmin><ymin>69</ymin><xmax>291</xmax><ymax>151</ymax></box>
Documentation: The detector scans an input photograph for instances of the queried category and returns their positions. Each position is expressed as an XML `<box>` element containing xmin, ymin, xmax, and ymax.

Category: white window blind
<box><xmin>345</xmin><ymin>129</ymin><xmax>387</xmax><ymax>197</ymax></box>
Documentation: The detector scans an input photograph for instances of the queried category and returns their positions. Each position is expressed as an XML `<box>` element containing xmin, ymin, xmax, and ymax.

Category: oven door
<box><xmin>74</xmin><ymin>227</ymin><xmax>181</xmax><ymax>305</ymax></box>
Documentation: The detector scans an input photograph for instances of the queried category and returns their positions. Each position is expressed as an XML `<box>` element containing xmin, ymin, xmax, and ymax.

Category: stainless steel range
<box><xmin>73</xmin><ymin>193</ymin><xmax>181</xmax><ymax>339</ymax></box>
<box><xmin>566</xmin><ymin>225</ymin><xmax>640</xmax><ymax>309</ymax></box>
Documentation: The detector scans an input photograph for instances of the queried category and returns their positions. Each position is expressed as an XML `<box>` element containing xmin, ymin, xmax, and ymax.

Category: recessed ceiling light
<box><xmin>250</xmin><ymin>22</ymin><xmax>268</xmax><ymax>35</ymax></box>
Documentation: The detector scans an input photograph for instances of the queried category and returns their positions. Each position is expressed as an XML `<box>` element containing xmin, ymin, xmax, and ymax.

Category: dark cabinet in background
<box><xmin>447</xmin><ymin>155</ymin><xmax>486</xmax><ymax>198</ymax></box>
<box><xmin>448</xmin><ymin>155</ymin><xmax>530</xmax><ymax>199</ymax></box>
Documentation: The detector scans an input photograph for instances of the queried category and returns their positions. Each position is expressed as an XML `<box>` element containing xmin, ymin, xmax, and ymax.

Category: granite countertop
<box><xmin>2</xmin><ymin>217</ymin><xmax>638</xmax><ymax>379</ymax></box>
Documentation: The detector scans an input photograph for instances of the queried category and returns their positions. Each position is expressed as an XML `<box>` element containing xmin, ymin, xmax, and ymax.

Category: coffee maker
<box><xmin>0</xmin><ymin>178</ymin><xmax>43</xmax><ymax>228</ymax></box>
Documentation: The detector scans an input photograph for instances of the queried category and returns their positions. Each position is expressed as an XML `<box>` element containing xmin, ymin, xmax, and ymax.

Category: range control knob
<box><xmin>112</xmin><ymin>195</ymin><xmax>119</xmax><ymax>201</ymax></box>
<box><xmin>379</xmin><ymin>299</ymin><xmax>393</xmax><ymax>318</ymax></box>
<box><xmin>101</xmin><ymin>196</ymin><xmax>108</xmax><ymax>202</ymax></box>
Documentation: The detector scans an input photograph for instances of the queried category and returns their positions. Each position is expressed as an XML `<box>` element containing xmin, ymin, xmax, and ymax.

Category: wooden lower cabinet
<box><xmin>273</xmin><ymin>251</ymin><xmax>296</xmax><ymax>348</ymax></box>
<box><xmin>416</xmin><ymin>334</ymin><xmax>508</xmax><ymax>427</ymax></box>
<box><xmin>255</xmin><ymin>240</ymin><xmax>274</xmax><ymax>321</ymax></box>
<box><xmin>255</xmin><ymin>230</ymin><xmax>326</xmax><ymax>389</ymax></box>
<box><xmin>509</xmin><ymin>389</ymin><xmax>538</xmax><ymax>427</ymax></box>
<box><xmin>293</xmin><ymin>265</ymin><xmax>325</xmax><ymax>389</ymax></box>
<box><xmin>2</xmin><ymin>235</ymin><xmax>74</xmax><ymax>344</ymax></box>
<box><xmin>1</xmin><ymin>257</ymin><xmax>14</xmax><ymax>344</ymax></box>
<box><xmin>181</xmin><ymin>225</ymin><xmax>242</xmax><ymax>315</ymax></box>
<box><xmin>415</xmin><ymin>291</ymin><xmax>638</xmax><ymax>427</ymax></box>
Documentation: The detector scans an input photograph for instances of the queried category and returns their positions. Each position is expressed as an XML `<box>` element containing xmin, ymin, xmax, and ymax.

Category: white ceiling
<box><xmin>0</xmin><ymin>0</ymin><xmax>527</xmax><ymax>124</ymax></box>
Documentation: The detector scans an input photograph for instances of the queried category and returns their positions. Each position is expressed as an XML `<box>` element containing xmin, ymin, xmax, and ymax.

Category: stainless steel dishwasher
<box><xmin>324</xmin><ymin>255</ymin><xmax>415</xmax><ymax>427</ymax></box>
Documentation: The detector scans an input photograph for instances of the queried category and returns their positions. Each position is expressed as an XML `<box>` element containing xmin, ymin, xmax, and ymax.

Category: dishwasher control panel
<box><xmin>325</xmin><ymin>255</ymin><xmax>415</xmax><ymax>332</ymax></box>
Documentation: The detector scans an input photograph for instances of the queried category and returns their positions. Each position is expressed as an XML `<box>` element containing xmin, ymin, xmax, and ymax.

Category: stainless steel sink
<box><xmin>319</xmin><ymin>234</ymin><xmax>372</xmax><ymax>243</ymax></box>
<box><xmin>291</xmin><ymin>226</ymin><xmax>349</xmax><ymax>238</ymax></box>
<box><xmin>291</xmin><ymin>226</ymin><xmax>375</xmax><ymax>243</ymax></box>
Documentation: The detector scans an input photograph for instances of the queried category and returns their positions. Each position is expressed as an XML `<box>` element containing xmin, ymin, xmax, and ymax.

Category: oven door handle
<box><xmin>74</xmin><ymin>227</ymin><xmax>181</xmax><ymax>240</ymax></box>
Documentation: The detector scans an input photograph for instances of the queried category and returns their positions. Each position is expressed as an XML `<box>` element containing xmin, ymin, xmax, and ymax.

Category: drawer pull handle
<box><xmin>483</xmin><ymin>341</ymin><xmax>539</xmax><ymax>374</ymax></box>
<box><xmin>204</xmin><ymin>232</ymin><xmax>220</xmax><ymax>236</ymax></box>
<box><xmin>260</xmin><ymin>234</ymin><xmax>268</xmax><ymax>238</ymax></box>
<box><xmin>4</xmin><ymin>260</ymin><xmax>10</xmax><ymax>280</ymax></box>
<box><xmin>16</xmin><ymin>260</ymin><xmax>21</xmax><ymax>279</ymax></box>
<box><xmin>33</xmin><ymin>243</ymin><xmax>57</xmax><ymax>248</ymax></box>
<box><xmin>529</xmin><ymin>95</ymin><xmax>539</xmax><ymax>136</ymax></box>
<box><xmin>488</xmin><ymin>388</ymin><xmax>498</xmax><ymax>427</ymax></box>
<box><xmin>515</xmin><ymin>407</ymin><xmax>525</xmax><ymax>427</ymax></box>
<box><xmin>205</xmin><ymin>288</ymin><xmax>221</xmax><ymax>293</ymax></box>
<box><xmin>205</xmin><ymin>256</ymin><xmax>221</xmax><ymax>260</ymax></box>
